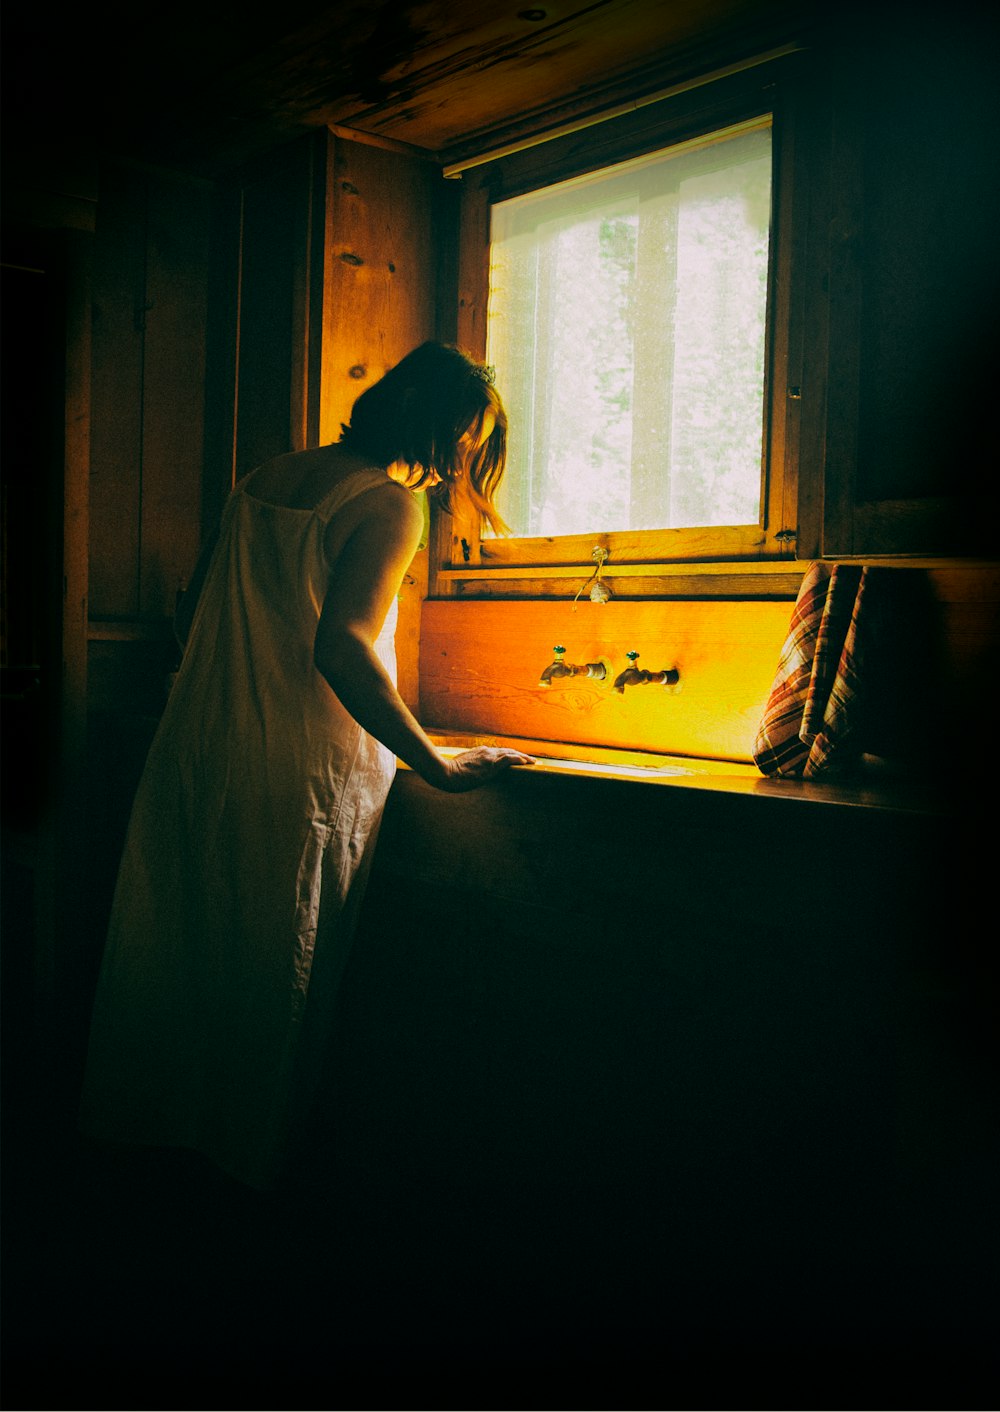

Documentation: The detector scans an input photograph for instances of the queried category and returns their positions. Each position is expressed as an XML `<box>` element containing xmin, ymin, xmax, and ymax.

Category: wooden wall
<box><xmin>421</xmin><ymin>598</ymin><xmax>794</xmax><ymax>762</ymax></box>
<box><xmin>1</xmin><ymin>223</ymin><xmax>93</xmax><ymax>1072</ymax></box>
<box><xmin>803</xmin><ymin>18</ymin><xmax>999</xmax><ymax>559</ymax></box>
<box><xmin>86</xmin><ymin>161</ymin><xmax>213</xmax><ymax>735</ymax></box>
<box><xmin>319</xmin><ymin>135</ymin><xmax>454</xmax><ymax>446</ymax></box>
<box><xmin>420</xmin><ymin>564</ymin><xmax>998</xmax><ymax>764</ymax></box>
<box><xmin>89</xmin><ymin>164</ymin><xmax>211</xmax><ymax>623</ymax></box>
<box><xmin>222</xmin><ymin>136</ymin><xmax>327</xmax><ymax>486</ymax></box>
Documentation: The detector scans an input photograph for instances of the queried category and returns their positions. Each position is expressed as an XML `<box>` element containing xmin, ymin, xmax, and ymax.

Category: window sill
<box><xmin>407</xmin><ymin>732</ymin><xmax>944</xmax><ymax>816</ymax></box>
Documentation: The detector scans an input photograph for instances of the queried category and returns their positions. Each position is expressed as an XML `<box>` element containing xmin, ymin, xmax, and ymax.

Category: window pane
<box><xmin>488</xmin><ymin>122</ymin><xmax>772</xmax><ymax>539</ymax></box>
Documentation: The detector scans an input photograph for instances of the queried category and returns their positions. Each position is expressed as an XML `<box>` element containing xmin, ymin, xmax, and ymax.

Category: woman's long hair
<box><xmin>339</xmin><ymin>342</ymin><xmax>510</xmax><ymax>536</ymax></box>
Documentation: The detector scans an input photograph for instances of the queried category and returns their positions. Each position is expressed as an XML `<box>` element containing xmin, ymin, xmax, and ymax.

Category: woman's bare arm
<box><xmin>314</xmin><ymin>485</ymin><xmax>532</xmax><ymax>791</ymax></box>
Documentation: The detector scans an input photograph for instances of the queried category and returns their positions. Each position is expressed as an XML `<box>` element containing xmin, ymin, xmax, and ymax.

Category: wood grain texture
<box><xmin>233</xmin><ymin>143</ymin><xmax>316</xmax><ymax>480</ymax></box>
<box><xmin>419</xmin><ymin>564</ymin><xmax>999</xmax><ymax>764</ymax></box>
<box><xmin>396</xmin><ymin>546</ymin><xmax>428</xmax><ymax>714</ymax></box>
<box><xmin>420</xmin><ymin>598</ymin><xmax>793</xmax><ymax>761</ymax></box>
<box><xmin>138</xmin><ymin>174</ymin><xmax>210</xmax><ymax>617</ymax></box>
<box><xmin>320</xmin><ymin>136</ymin><xmax>441</xmax><ymax>446</ymax></box>
<box><xmin>88</xmin><ymin>166</ymin><xmax>210</xmax><ymax>620</ymax></box>
<box><xmin>88</xmin><ymin>164</ymin><xmax>145</xmax><ymax>616</ymax></box>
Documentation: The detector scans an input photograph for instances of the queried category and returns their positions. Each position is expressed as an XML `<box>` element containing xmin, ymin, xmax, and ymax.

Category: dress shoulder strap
<box><xmin>314</xmin><ymin>466</ymin><xmax>392</xmax><ymax>524</ymax></box>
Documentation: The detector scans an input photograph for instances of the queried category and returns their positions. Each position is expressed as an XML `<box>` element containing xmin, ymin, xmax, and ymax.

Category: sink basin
<box><xmin>529</xmin><ymin>755</ymin><xmax>694</xmax><ymax>778</ymax></box>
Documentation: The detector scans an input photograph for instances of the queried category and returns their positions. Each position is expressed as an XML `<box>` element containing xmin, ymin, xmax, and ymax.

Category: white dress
<box><xmin>79</xmin><ymin>467</ymin><xmax>399</xmax><ymax>1189</ymax></box>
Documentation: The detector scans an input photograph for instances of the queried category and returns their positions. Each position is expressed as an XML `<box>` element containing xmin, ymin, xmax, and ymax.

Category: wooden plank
<box><xmin>289</xmin><ymin>131</ymin><xmax>331</xmax><ymax>455</ymax></box>
<box><xmin>328</xmin><ymin>0</ymin><xmax>799</xmax><ymax>154</ymax></box>
<box><xmin>819</xmin><ymin>42</ymin><xmax>864</xmax><ymax>558</ymax></box>
<box><xmin>439</xmin><ymin>559</ymin><xmax>1000</xmax><ymax>602</ymax></box>
<box><xmin>441</xmin><ymin>45</ymin><xmax>803</xmax><ymax>177</ymax></box>
<box><xmin>448</xmin><ymin>573</ymin><xmax>804</xmax><ymax>600</ymax></box>
<box><xmin>201</xmin><ymin>186</ymin><xmax>242</xmax><ymax>530</ymax></box>
<box><xmin>764</xmin><ymin>68</ymin><xmax>802</xmax><ymax>554</ymax></box>
<box><xmin>850</xmin><ymin>499</ymin><xmax>965</xmax><ymax>558</ymax></box>
<box><xmin>455</xmin><ymin>169</ymin><xmax>490</xmax><ymax>363</ymax></box>
<box><xmin>419</xmin><ymin>598</ymin><xmax>793</xmax><ymax>762</ymax></box>
<box><xmin>396</xmin><ymin>546</ymin><xmax>428</xmax><ymax>715</ymax></box>
<box><xmin>420</xmin><ymin>564</ymin><xmax>1000</xmax><ymax>763</ymax></box>
<box><xmin>923</xmin><ymin>565</ymin><xmax>1000</xmax><ymax>604</ymax></box>
<box><xmin>233</xmin><ymin>152</ymin><xmax>303</xmax><ymax>478</ymax></box>
<box><xmin>139</xmin><ymin>171</ymin><xmax>211</xmax><ymax>618</ymax></box>
<box><xmin>319</xmin><ymin>135</ymin><xmax>442</xmax><ymax>447</ymax></box>
<box><xmin>466</xmin><ymin>524</ymin><xmax>791</xmax><ymax>571</ymax></box>
<box><xmin>790</xmin><ymin>47</ymin><xmax>831</xmax><ymax>562</ymax></box>
<box><xmin>426</xmin><ymin>166</ymin><xmax>491</xmax><ymax>593</ymax></box>
<box><xmin>88</xmin><ymin>164</ymin><xmax>145</xmax><ymax>616</ymax></box>
<box><xmin>440</xmin><ymin>558</ymin><xmax>812</xmax><ymax>579</ymax></box>
<box><xmin>61</xmin><ymin>231</ymin><xmax>91</xmax><ymax>777</ymax></box>
<box><xmin>440</xmin><ymin>556</ymin><xmax>809</xmax><ymax>599</ymax></box>
<box><xmin>474</xmin><ymin>52</ymin><xmax>789</xmax><ymax>201</ymax></box>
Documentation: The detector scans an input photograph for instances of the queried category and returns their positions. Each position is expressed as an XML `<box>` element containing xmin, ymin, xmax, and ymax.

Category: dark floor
<box><xmin>4</xmin><ymin>1015</ymin><xmax>999</xmax><ymax>1412</ymax></box>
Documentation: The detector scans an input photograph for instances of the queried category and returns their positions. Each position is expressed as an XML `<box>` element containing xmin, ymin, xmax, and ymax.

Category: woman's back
<box><xmin>79</xmin><ymin>452</ymin><xmax>400</xmax><ymax>1190</ymax></box>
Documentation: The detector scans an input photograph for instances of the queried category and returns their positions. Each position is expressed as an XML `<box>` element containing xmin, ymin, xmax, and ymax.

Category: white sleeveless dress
<box><xmin>80</xmin><ymin>467</ymin><xmax>399</xmax><ymax>1189</ymax></box>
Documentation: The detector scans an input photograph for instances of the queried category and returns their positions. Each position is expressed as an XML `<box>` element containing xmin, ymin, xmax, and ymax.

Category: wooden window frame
<box><xmin>430</xmin><ymin>53</ymin><xmax>808</xmax><ymax>599</ymax></box>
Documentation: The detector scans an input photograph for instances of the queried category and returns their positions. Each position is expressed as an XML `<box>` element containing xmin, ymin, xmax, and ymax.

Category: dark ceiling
<box><xmin>5</xmin><ymin>0</ymin><xmax>817</xmax><ymax>177</ymax></box>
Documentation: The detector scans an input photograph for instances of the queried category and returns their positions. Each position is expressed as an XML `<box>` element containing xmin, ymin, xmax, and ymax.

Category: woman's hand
<box><xmin>434</xmin><ymin>746</ymin><xmax>536</xmax><ymax>792</ymax></box>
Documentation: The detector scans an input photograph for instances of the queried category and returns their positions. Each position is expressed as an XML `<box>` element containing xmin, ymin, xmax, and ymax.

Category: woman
<box><xmin>79</xmin><ymin>342</ymin><xmax>534</xmax><ymax>1190</ymax></box>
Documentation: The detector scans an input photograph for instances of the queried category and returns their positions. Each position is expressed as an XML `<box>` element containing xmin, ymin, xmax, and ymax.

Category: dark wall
<box><xmin>812</xmin><ymin>9</ymin><xmax>1000</xmax><ymax>555</ymax></box>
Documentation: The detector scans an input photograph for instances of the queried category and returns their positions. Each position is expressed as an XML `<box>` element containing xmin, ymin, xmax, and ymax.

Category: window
<box><xmin>489</xmin><ymin>120</ymin><xmax>772</xmax><ymax>541</ymax></box>
<box><xmin>436</xmin><ymin>56</ymin><xmax>804</xmax><ymax>592</ymax></box>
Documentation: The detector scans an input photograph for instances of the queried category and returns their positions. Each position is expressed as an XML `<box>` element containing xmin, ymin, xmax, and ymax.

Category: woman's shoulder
<box><xmin>320</xmin><ymin>463</ymin><xmax>424</xmax><ymax>564</ymax></box>
<box><xmin>240</xmin><ymin>444</ymin><xmax>384</xmax><ymax>511</ymax></box>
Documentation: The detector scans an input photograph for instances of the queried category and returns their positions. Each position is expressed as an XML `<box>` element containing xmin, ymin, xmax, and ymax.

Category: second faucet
<box><xmin>612</xmin><ymin>651</ymin><xmax>680</xmax><ymax>693</ymax></box>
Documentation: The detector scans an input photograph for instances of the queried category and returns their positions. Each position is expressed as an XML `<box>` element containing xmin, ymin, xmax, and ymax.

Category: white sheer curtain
<box><xmin>488</xmin><ymin>121</ymin><xmax>772</xmax><ymax>539</ymax></box>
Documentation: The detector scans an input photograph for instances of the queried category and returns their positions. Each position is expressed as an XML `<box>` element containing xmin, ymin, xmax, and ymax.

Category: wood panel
<box><xmin>0</xmin><ymin>227</ymin><xmax>93</xmax><ymax>1061</ymax></box>
<box><xmin>443</xmin><ymin>570</ymin><xmax>806</xmax><ymax>599</ymax></box>
<box><xmin>88</xmin><ymin>164</ymin><xmax>145</xmax><ymax>616</ymax></box>
<box><xmin>396</xmin><ymin>545</ymin><xmax>428</xmax><ymax>715</ymax></box>
<box><xmin>419</xmin><ymin>563</ymin><xmax>999</xmax><ymax>765</ymax></box>
<box><xmin>138</xmin><ymin>173</ymin><xmax>211</xmax><ymax>617</ymax></box>
<box><xmin>317</xmin><ymin>0</ymin><xmax>803</xmax><ymax>160</ymax></box>
<box><xmin>319</xmin><ymin>137</ymin><xmax>443</xmax><ymax>446</ymax></box>
<box><xmin>818</xmin><ymin>19</ymin><xmax>1000</xmax><ymax>558</ymax></box>
<box><xmin>420</xmin><ymin>598</ymin><xmax>793</xmax><ymax>761</ymax></box>
<box><xmin>89</xmin><ymin>162</ymin><xmax>212</xmax><ymax>621</ymax></box>
<box><xmin>438</xmin><ymin>558</ymin><xmax>809</xmax><ymax>599</ymax></box>
<box><xmin>427</xmin><ymin>163</ymin><xmax>492</xmax><ymax>588</ymax></box>
<box><xmin>232</xmin><ymin>135</ymin><xmax>327</xmax><ymax>480</ymax></box>
<box><xmin>927</xmin><ymin>564</ymin><xmax>1000</xmax><ymax>721</ymax></box>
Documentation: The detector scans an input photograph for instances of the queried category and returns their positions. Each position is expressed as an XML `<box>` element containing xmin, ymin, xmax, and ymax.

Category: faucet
<box><xmin>539</xmin><ymin>645</ymin><xmax>610</xmax><ymax>686</ymax></box>
<box><xmin>612</xmin><ymin>651</ymin><xmax>680</xmax><ymax>694</ymax></box>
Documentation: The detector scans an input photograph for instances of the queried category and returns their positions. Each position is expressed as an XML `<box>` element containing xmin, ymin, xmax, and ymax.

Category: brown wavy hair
<box><xmin>339</xmin><ymin>341</ymin><xmax>510</xmax><ymax>536</ymax></box>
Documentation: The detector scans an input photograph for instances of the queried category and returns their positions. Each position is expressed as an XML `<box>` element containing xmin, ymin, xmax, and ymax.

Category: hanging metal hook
<box><xmin>572</xmin><ymin>546</ymin><xmax>612</xmax><ymax>608</ymax></box>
